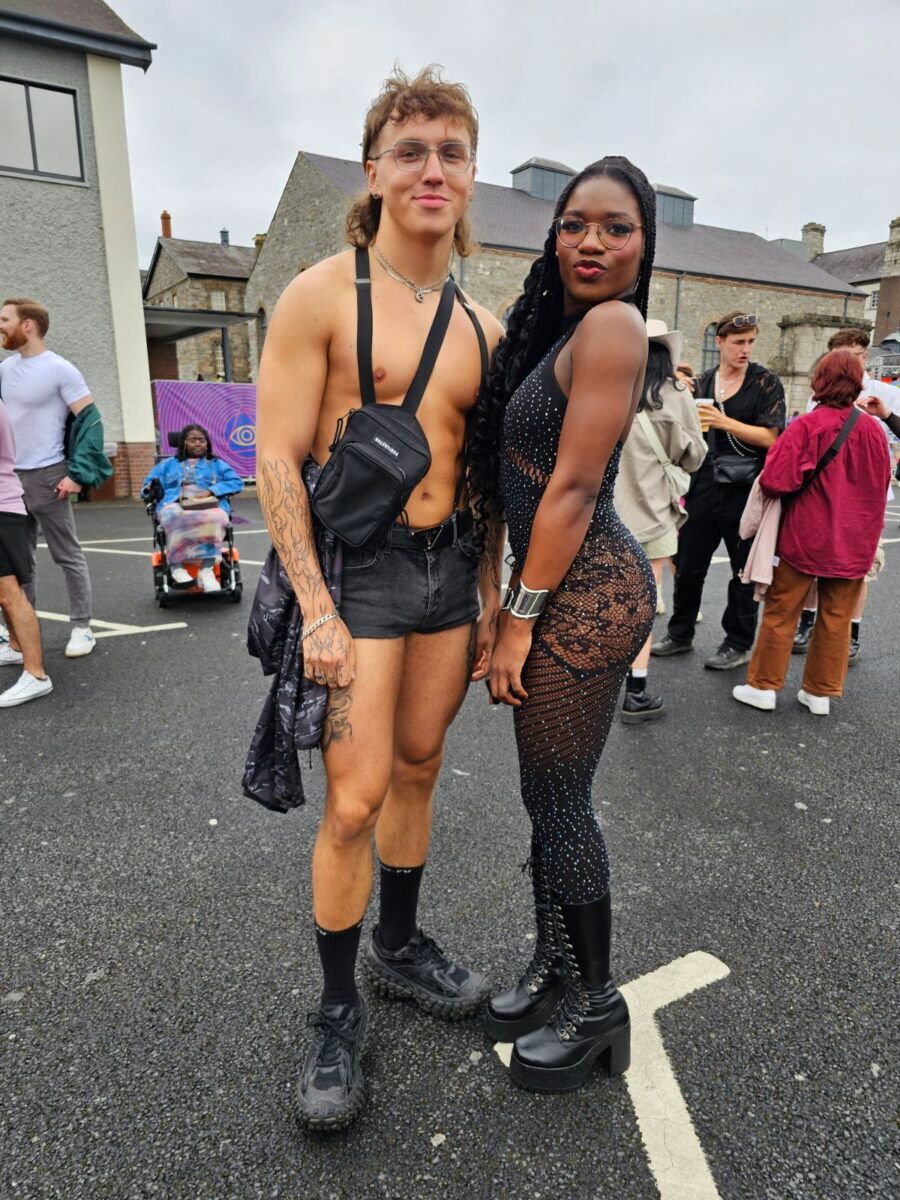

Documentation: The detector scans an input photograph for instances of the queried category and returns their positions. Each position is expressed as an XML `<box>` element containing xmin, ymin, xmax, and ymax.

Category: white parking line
<box><xmin>40</xmin><ymin>528</ymin><xmax>269</xmax><ymax>549</ymax></box>
<box><xmin>36</xmin><ymin>611</ymin><xmax>186</xmax><ymax>638</ymax></box>
<box><xmin>494</xmin><ymin>950</ymin><xmax>730</xmax><ymax>1200</ymax></box>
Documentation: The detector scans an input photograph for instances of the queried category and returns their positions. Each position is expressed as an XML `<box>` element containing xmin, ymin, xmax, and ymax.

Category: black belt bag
<box><xmin>712</xmin><ymin>452</ymin><xmax>758</xmax><ymax>487</ymax></box>
<box><xmin>312</xmin><ymin>247</ymin><xmax>488</xmax><ymax>549</ymax></box>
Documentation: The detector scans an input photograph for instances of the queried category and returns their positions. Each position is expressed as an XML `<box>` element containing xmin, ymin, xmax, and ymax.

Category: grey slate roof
<box><xmin>142</xmin><ymin>238</ymin><xmax>257</xmax><ymax>297</ymax></box>
<box><xmin>655</xmin><ymin>184</ymin><xmax>697</xmax><ymax>200</ymax></box>
<box><xmin>0</xmin><ymin>0</ymin><xmax>154</xmax><ymax>66</ymax></box>
<box><xmin>303</xmin><ymin>152</ymin><xmax>859</xmax><ymax>295</ymax></box>
<box><xmin>813</xmin><ymin>242</ymin><xmax>886</xmax><ymax>285</ymax></box>
<box><xmin>511</xmin><ymin>157</ymin><xmax>576</xmax><ymax>175</ymax></box>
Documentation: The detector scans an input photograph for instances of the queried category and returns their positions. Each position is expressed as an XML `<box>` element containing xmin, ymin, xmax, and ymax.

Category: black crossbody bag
<box><xmin>311</xmin><ymin>247</ymin><xmax>488</xmax><ymax>548</ymax></box>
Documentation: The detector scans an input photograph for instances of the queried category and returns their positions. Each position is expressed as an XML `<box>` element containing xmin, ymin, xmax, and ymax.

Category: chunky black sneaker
<box><xmin>703</xmin><ymin>642</ymin><xmax>752</xmax><ymax>670</ymax></box>
<box><xmin>620</xmin><ymin>689</ymin><xmax>665</xmax><ymax>724</ymax></box>
<box><xmin>297</xmin><ymin>999</ymin><xmax>368</xmax><ymax>1132</ymax></box>
<box><xmin>650</xmin><ymin>636</ymin><xmax>693</xmax><ymax>657</ymax></box>
<box><xmin>847</xmin><ymin>636</ymin><xmax>860</xmax><ymax>665</ymax></box>
<box><xmin>364</xmin><ymin>926</ymin><xmax>490</xmax><ymax>1020</ymax></box>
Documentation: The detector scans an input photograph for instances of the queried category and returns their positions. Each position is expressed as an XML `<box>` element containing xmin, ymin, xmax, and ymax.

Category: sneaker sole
<box><xmin>509</xmin><ymin>1021</ymin><xmax>631</xmax><ymax>1092</ymax></box>
<box><xmin>65</xmin><ymin>645</ymin><xmax>95</xmax><ymax>658</ymax></box>
<box><xmin>0</xmin><ymin>682</ymin><xmax>53</xmax><ymax>707</ymax></box>
<box><xmin>791</xmin><ymin>644</ymin><xmax>809</xmax><ymax>656</ymax></box>
<box><xmin>362</xmin><ymin>949</ymin><xmax>489</xmax><ymax>1021</ymax></box>
<box><xmin>650</xmin><ymin>644</ymin><xmax>692</xmax><ymax>658</ymax></box>
<box><xmin>620</xmin><ymin>705</ymin><xmax>665</xmax><ymax>725</ymax></box>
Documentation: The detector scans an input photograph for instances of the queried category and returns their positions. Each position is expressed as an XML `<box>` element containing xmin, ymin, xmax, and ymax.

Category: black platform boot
<box><xmin>620</xmin><ymin>671</ymin><xmax>665</xmax><ymax>724</ymax></box>
<box><xmin>510</xmin><ymin>892</ymin><xmax>629</xmax><ymax>1092</ymax></box>
<box><xmin>483</xmin><ymin>849</ymin><xmax>565</xmax><ymax>1041</ymax></box>
<box><xmin>792</xmin><ymin>608</ymin><xmax>816</xmax><ymax>655</ymax></box>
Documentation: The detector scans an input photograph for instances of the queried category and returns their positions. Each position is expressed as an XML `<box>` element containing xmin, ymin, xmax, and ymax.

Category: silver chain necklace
<box><xmin>715</xmin><ymin>368</ymin><xmax>756</xmax><ymax>456</ymax></box>
<box><xmin>372</xmin><ymin>242</ymin><xmax>450</xmax><ymax>302</ymax></box>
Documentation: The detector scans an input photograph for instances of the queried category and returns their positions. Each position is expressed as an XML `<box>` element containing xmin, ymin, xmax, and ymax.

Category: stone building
<box><xmin>812</xmin><ymin>216</ymin><xmax>900</xmax><ymax>348</ymax></box>
<box><xmin>0</xmin><ymin>0</ymin><xmax>156</xmax><ymax>496</ymax></box>
<box><xmin>245</xmin><ymin>152</ymin><xmax>867</xmax><ymax>411</ymax></box>
<box><xmin>142</xmin><ymin>215</ymin><xmax>258</xmax><ymax>383</ymax></box>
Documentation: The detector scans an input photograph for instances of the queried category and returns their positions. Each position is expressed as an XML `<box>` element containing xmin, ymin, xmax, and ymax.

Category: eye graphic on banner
<box><xmin>225</xmin><ymin>412</ymin><xmax>257</xmax><ymax>471</ymax></box>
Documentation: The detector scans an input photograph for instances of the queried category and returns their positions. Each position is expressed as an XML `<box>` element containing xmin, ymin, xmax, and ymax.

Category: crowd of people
<box><xmin>0</xmin><ymin>298</ymin><xmax>243</xmax><ymax>705</ymax></box>
<box><xmin>3</xmin><ymin>64</ymin><xmax>899</xmax><ymax>1135</ymax></box>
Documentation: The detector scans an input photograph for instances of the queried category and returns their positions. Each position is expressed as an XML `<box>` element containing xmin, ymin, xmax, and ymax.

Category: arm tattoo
<box><xmin>257</xmin><ymin>455</ymin><xmax>330</xmax><ymax>617</ymax></box>
<box><xmin>322</xmin><ymin>687</ymin><xmax>353</xmax><ymax>749</ymax></box>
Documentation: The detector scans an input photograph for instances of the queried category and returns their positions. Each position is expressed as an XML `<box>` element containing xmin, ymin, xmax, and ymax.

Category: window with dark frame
<box><xmin>0</xmin><ymin>77</ymin><xmax>83</xmax><ymax>181</ymax></box>
<box><xmin>702</xmin><ymin>322</ymin><xmax>720</xmax><ymax>372</ymax></box>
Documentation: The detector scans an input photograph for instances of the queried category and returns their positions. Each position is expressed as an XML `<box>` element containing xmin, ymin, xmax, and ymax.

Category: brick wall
<box><xmin>109</xmin><ymin>440</ymin><xmax>156</xmax><ymax>498</ymax></box>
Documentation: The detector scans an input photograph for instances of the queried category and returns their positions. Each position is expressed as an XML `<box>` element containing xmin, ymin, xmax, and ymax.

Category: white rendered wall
<box><xmin>86</xmin><ymin>54</ymin><xmax>154</xmax><ymax>445</ymax></box>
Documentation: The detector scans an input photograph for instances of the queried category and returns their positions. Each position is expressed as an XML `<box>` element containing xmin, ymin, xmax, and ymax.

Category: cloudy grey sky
<box><xmin>114</xmin><ymin>0</ymin><xmax>899</xmax><ymax>266</ymax></box>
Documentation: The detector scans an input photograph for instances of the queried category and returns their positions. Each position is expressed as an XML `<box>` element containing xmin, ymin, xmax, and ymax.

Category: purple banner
<box><xmin>153</xmin><ymin>380</ymin><xmax>257</xmax><ymax>477</ymax></box>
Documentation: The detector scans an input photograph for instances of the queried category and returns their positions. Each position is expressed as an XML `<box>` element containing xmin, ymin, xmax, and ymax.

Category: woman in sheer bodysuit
<box><xmin>469</xmin><ymin>157</ymin><xmax>658</xmax><ymax>1093</ymax></box>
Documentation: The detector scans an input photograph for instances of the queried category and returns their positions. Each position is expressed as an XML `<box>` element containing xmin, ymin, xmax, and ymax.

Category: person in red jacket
<box><xmin>733</xmin><ymin>350</ymin><xmax>890</xmax><ymax>717</ymax></box>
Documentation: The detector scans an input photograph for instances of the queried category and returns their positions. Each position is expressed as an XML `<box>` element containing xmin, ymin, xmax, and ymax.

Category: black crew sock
<box><xmin>378</xmin><ymin>862</ymin><xmax>425</xmax><ymax>951</ymax></box>
<box><xmin>315</xmin><ymin>920</ymin><xmax>362</xmax><ymax>1008</ymax></box>
<box><xmin>850</xmin><ymin>620</ymin><xmax>861</xmax><ymax>641</ymax></box>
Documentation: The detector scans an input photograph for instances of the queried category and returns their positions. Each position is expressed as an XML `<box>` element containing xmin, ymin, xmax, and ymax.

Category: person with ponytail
<box><xmin>470</xmin><ymin>157</ymin><xmax>657</xmax><ymax>1092</ymax></box>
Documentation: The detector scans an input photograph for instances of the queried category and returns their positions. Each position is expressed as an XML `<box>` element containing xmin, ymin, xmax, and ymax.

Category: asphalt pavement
<box><xmin>1</xmin><ymin>492</ymin><xmax>897</xmax><ymax>1200</ymax></box>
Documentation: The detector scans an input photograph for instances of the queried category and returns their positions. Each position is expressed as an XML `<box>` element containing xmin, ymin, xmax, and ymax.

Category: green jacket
<box><xmin>64</xmin><ymin>403</ymin><xmax>113</xmax><ymax>490</ymax></box>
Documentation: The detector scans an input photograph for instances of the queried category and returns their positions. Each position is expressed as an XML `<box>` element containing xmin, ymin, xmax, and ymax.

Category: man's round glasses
<box><xmin>370</xmin><ymin>140</ymin><xmax>474</xmax><ymax>174</ymax></box>
<box><xmin>554</xmin><ymin>216</ymin><xmax>642</xmax><ymax>250</ymax></box>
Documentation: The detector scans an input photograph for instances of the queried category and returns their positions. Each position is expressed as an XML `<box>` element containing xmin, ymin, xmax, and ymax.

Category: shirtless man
<box><xmin>255</xmin><ymin>67</ymin><xmax>504</xmax><ymax>1131</ymax></box>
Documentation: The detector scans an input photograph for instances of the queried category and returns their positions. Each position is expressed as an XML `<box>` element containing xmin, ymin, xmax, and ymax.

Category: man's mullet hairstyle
<box><xmin>827</xmin><ymin>327</ymin><xmax>870</xmax><ymax>351</ymax></box>
<box><xmin>3</xmin><ymin>297</ymin><xmax>49</xmax><ymax>337</ymax></box>
<box><xmin>346</xmin><ymin>64</ymin><xmax>479</xmax><ymax>258</ymax></box>
<box><xmin>467</xmin><ymin>155</ymin><xmax>657</xmax><ymax>540</ymax></box>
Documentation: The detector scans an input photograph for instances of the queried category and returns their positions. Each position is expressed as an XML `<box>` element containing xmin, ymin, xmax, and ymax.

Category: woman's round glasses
<box><xmin>370</xmin><ymin>140</ymin><xmax>474</xmax><ymax>174</ymax></box>
<box><xmin>555</xmin><ymin>216</ymin><xmax>642</xmax><ymax>250</ymax></box>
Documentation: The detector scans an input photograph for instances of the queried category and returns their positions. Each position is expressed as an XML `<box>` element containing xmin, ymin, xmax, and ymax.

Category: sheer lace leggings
<box><xmin>513</xmin><ymin>537</ymin><xmax>655</xmax><ymax>904</ymax></box>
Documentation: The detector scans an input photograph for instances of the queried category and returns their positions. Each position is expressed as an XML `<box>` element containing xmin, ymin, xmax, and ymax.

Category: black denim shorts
<box><xmin>0</xmin><ymin>513</ymin><xmax>33</xmax><ymax>584</ymax></box>
<box><xmin>340</xmin><ymin>521</ymin><xmax>479</xmax><ymax>639</ymax></box>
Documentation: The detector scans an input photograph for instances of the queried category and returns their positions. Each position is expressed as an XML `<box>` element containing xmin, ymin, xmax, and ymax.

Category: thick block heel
<box><xmin>603</xmin><ymin>1023</ymin><xmax>631</xmax><ymax>1076</ymax></box>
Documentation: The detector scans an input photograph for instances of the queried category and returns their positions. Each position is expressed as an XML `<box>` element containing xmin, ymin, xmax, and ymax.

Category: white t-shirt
<box><xmin>0</xmin><ymin>351</ymin><xmax>91</xmax><ymax>470</ymax></box>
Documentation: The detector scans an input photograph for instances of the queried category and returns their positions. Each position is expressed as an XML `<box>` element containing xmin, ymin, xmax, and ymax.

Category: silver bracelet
<box><xmin>507</xmin><ymin>582</ymin><xmax>550</xmax><ymax>620</ymax></box>
<box><xmin>301</xmin><ymin>610</ymin><xmax>338</xmax><ymax>640</ymax></box>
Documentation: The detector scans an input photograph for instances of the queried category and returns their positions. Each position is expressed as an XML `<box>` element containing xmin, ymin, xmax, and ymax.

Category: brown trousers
<box><xmin>747</xmin><ymin>559</ymin><xmax>863</xmax><ymax>697</ymax></box>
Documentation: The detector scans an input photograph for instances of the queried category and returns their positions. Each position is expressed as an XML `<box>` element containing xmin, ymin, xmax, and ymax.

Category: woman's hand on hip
<box><xmin>303</xmin><ymin>614</ymin><xmax>356</xmax><ymax>689</ymax></box>
<box><xmin>489</xmin><ymin>620</ymin><xmax>533</xmax><ymax>706</ymax></box>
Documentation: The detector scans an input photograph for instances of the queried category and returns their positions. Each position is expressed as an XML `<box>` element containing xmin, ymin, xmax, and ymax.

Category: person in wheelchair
<box><xmin>142</xmin><ymin>424</ymin><xmax>243</xmax><ymax>592</ymax></box>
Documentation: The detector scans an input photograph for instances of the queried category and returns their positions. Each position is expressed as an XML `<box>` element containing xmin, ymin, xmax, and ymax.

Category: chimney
<box><xmin>220</xmin><ymin>228</ymin><xmax>230</xmax><ymax>245</ymax></box>
<box><xmin>160</xmin><ymin>210</ymin><xmax>172</xmax><ymax>238</ymax></box>
<box><xmin>801</xmin><ymin>221</ymin><xmax>825</xmax><ymax>261</ymax></box>
<box><xmin>254</xmin><ymin>233</ymin><xmax>266</xmax><ymax>252</ymax></box>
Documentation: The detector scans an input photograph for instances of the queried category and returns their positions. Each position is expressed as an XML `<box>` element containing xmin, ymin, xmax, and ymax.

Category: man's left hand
<box><xmin>697</xmin><ymin>402</ymin><xmax>729</xmax><ymax>431</ymax></box>
<box><xmin>55</xmin><ymin>475</ymin><xmax>82</xmax><ymax>499</ymax></box>
<box><xmin>471</xmin><ymin>604</ymin><xmax>499</xmax><ymax>682</ymax></box>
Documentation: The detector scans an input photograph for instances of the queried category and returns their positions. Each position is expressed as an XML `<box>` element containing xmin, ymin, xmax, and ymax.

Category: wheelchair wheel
<box><xmin>156</xmin><ymin>588</ymin><xmax>169</xmax><ymax>609</ymax></box>
<box><xmin>228</xmin><ymin>582</ymin><xmax>243</xmax><ymax>604</ymax></box>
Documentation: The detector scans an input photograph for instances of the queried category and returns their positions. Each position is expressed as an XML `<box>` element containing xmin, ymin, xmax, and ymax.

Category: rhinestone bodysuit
<box><xmin>501</xmin><ymin>326</ymin><xmax>656</xmax><ymax>903</ymax></box>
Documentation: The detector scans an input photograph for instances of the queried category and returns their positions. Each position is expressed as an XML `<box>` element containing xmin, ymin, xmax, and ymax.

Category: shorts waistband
<box><xmin>388</xmin><ymin>509</ymin><xmax>473</xmax><ymax>552</ymax></box>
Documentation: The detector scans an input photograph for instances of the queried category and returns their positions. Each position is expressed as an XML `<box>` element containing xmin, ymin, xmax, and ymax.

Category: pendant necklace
<box><xmin>372</xmin><ymin>242</ymin><xmax>450</xmax><ymax>302</ymax></box>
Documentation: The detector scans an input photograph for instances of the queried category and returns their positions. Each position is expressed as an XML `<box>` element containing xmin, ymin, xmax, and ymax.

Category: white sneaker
<box><xmin>0</xmin><ymin>623</ymin><xmax>9</xmax><ymax>643</ymax></box>
<box><xmin>0</xmin><ymin>643</ymin><xmax>24</xmax><ymax>666</ymax></box>
<box><xmin>0</xmin><ymin>670</ymin><xmax>53</xmax><ymax>707</ymax></box>
<box><xmin>732</xmin><ymin>684</ymin><xmax>776</xmax><ymax>711</ymax></box>
<box><xmin>656</xmin><ymin>595</ymin><xmax>666</xmax><ymax>616</ymax></box>
<box><xmin>170</xmin><ymin>566</ymin><xmax>193</xmax><ymax>586</ymax></box>
<box><xmin>696</xmin><ymin>611</ymin><xmax>704</xmax><ymax>623</ymax></box>
<box><xmin>65</xmin><ymin>626</ymin><xmax>96</xmax><ymax>658</ymax></box>
<box><xmin>798</xmin><ymin>689</ymin><xmax>830</xmax><ymax>716</ymax></box>
<box><xmin>198</xmin><ymin>567</ymin><xmax>221</xmax><ymax>593</ymax></box>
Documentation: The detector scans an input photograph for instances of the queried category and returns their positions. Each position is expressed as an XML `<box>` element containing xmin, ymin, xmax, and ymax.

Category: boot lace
<box><xmin>306</xmin><ymin>1010</ymin><xmax>358</xmax><ymax>1067</ymax></box>
<box><xmin>549</xmin><ymin>901</ymin><xmax>590</xmax><ymax>1040</ymax></box>
<box><xmin>520</xmin><ymin>855</ymin><xmax>561</xmax><ymax>993</ymax></box>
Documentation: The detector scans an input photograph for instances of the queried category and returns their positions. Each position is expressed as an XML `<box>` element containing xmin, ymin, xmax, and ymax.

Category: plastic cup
<box><xmin>696</xmin><ymin>398</ymin><xmax>710</xmax><ymax>433</ymax></box>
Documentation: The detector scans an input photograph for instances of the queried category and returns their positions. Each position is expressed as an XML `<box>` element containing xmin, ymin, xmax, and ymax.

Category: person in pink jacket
<box><xmin>732</xmin><ymin>351</ymin><xmax>890</xmax><ymax>717</ymax></box>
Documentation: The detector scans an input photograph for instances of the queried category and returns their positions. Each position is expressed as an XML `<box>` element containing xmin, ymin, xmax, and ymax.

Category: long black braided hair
<box><xmin>468</xmin><ymin>155</ymin><xmax>657</xmax><ymax>545</ymax></box>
